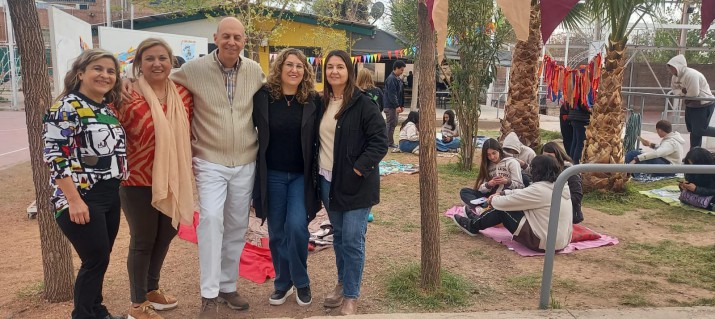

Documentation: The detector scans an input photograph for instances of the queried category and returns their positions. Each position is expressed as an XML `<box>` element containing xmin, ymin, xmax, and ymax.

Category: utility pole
<box><xmin>679</xmin><ymin>0</ymin><xmax>690</xmax><ymax>56</ymax></box>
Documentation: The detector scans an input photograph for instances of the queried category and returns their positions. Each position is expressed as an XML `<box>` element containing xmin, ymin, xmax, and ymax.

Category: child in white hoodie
<box><xmin>460</xmin><ymin>138</ymin><xmax>523</xmax><ymax>214</ymax></box>
<box><xmin>452</xmin><ymin>155</ymin><xmax>573</xmax><ymax>251</ymax></box>
<box><xmin>398</xmin><ymin>111</ymin><xmax>420</xmax><ymax>154</ymax></box>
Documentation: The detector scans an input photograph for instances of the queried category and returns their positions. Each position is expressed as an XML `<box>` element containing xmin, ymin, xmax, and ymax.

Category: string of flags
<box><xmin>542</xmin><ymin>53</ymin><xmax>602</xmax><ymax>110</ymax></box>
<box><xmin>269</xmin><ymin>47</ymin><xmax>418</xmax><ymax>65</ymax></box>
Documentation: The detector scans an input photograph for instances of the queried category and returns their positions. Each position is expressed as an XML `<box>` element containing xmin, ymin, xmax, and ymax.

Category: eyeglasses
<box><xmin>284</xmin><ymin>62</ymin><xmax>305</xmax><ymax>71</ymax></box>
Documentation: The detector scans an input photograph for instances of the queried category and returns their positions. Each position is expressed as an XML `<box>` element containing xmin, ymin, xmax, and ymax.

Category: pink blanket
<box><xmin>444</xmin><ymin>205</ymin><xmax>619</xmax><ymax>257</ymax></box>
<box><xmin>480</xmin><ymin>224</ymin><xmax>619</xmax><ymax>257</ymax></box>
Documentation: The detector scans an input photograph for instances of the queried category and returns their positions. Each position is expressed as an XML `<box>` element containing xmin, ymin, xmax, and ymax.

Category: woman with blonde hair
<box><xmin>43</xmin><ymin>48</ymin><xmax>127</xmax><ymax>319</ymax></box>
<box><xmin>253</xmin><ymin>48</ymin><xmax>321</xmax><ymax>306</ymax></box>
<box><xmin>114</xmin><ymin>38</ymin><xmax>194</xmax><ymax>319</ymax></box>
<box><xmin>356</xmin><ymin>68</ymin><xmax>383</xmax><ymax>111</ymax></box>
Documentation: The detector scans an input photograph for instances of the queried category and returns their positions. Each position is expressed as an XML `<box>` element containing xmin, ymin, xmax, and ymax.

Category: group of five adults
<box><xmin>42</xmin><ymin>17</ymin><xmax>387</xmax><ymax>319</ymax></box>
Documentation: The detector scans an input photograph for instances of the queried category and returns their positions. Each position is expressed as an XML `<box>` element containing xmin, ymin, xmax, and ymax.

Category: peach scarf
<box><xmin>137</xmin><ymin>76</ymin><xmax>193</xmax><ymax>228</ymax></box>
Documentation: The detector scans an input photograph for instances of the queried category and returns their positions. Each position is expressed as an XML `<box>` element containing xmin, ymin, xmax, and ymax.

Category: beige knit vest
<box><xmin>171</xmin><ymin>52</ymin><xmax>265</xmax><ymax>167</ymax></box>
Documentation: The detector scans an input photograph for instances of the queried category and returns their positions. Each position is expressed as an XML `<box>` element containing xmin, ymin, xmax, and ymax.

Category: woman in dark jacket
<box><xmin>318</xmin><ymin>50</ymin><xmax>387</xmax><ymax>315</ymax></box>
<box><xmin>252</xmin><ymin>48</ymin><xmax>321</xmax><ymax>307</ymax></box>
<box><xmin>542</xmin><ymin>141</ymin><xmax>584</xmax><ymax>223</ymax></box>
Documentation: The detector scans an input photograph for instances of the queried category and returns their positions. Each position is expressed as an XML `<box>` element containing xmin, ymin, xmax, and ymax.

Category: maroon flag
<box><xmin>703</xmin><ymin>0</ymin><xmax>715</xmax><ymax>38</ymax></box>
<box><xmin>540</xmin><ymin>0</ymin><xmax>579</xmax><ymax>44</ymax></box>
<box><xmin>426</xmin><ymin>0</ymin><xmax>435</xmax><ymax>30</ymax></box>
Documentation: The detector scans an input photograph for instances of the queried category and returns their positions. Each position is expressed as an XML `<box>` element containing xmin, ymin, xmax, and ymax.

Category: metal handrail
<box><xmin>540</xmin><ymin>164</ymin><xmax>715</xmax><ymax>309</ymax></box>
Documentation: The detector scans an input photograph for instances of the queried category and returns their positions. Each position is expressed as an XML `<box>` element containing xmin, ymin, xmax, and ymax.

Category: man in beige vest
<box><xmin>125</xmin><ymin>17</ymin><xmax>264</xmax><ymax>319</ymax></box>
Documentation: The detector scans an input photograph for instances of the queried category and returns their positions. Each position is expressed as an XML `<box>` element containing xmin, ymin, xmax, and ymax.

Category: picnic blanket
<box><xmin>630</xmin><ymin>173</ymin><xmax>682</xmax><ymax>183</ymax></box>
<box><xmin>380</xmin><ymin>159</ymin><xmax>419</xmax><ymax>176</ymax></box>
<box><xmin>444</xmin><ymin>205</ymin><xmax>619</xmax><ymax>257</ymax></box>
<box><xmin>638</xmin><ymin>185</ymin><xmax>715</xmax><ymax>215</ymax></box>
<box><xmin>177</xmin><ymin>209</ymin><xmax>333</xmax><ymax>283</ymax></box>
<box><xmin>480</xmin><ymin>227</ymin><xmax>619</xmax><ymax>257</ymax></box>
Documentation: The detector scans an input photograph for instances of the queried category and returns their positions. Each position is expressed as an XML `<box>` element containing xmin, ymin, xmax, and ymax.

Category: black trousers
<box><xmin>684</xmin><ymin>103</ymin><xmax>715</xmax><ymax>148</ymax></box>
<box><xmin>460</xmin><ymin>188</ymin><xmax>490</xmax><ymax>211</ymax></box>
<box><xmin>560</xmin><ymin>117</ymin><xmax>574</xmax><ymax>159</ymax></box>
<box><xmin>465</xmin><ymin>209</ymin><xmax>524</xmax><ymax>234</ymax></box>
<box><xmin>56</xmin><ymin>178</ymin><xmax>121</xmax><ymax>319</ymax></box>
<box><xmin>570</xmin><ymin>121</ymin><xmax>587</xmax><ymax>164</ymax></box>
<box><xmin>120</xmin><ymin>186</ymin><xmax>178</xmax><ymax>303</ymax></box>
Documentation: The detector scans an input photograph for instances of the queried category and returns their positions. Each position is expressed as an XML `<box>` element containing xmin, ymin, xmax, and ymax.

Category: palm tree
<box><xmin>500</xmin><ymin>0</ymin><xmax>542</xmax><ymax>148</ymax></box>
<box><xmin>580</xmin><ymin>0</ymin><xmax>663</xmax><ymax>191</ymax></box>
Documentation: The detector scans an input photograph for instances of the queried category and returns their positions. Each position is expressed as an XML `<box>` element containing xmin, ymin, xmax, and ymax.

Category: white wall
<box><xmin>140</xmin><ymin>20</ymin><xmax>219</xmax><ymax>44</ymax></box>
<box><xmin>48</xmin><ymin>7</ymin><xmax>93</xmax><ymax>94</ymax></box>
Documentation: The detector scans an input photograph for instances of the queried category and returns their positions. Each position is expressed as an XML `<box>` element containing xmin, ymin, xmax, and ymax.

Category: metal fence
<box><xmin>539</xmin><ymin>163</ymin><xmax>715</xmax><ymax>309</ymax></box>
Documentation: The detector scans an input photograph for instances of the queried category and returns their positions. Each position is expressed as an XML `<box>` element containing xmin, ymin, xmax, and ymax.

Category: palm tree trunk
<box><xmin>500</xmin><ymin>1</ymin><xmax>542</xmax><ymax>148</ymax></box>
<box><xmin>581</xmin><ymin>38</ymin><xmax>628</xmax><ymax>192</ymax></box>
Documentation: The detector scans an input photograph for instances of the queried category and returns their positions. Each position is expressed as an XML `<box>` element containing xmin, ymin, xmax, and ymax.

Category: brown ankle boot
<box><xmin>339</xmin><ymin>298</ymin><xmax>357</xmax><ymax>315</ymax></box>
<box><xmin>323</xmin><ymin>283</ymin><xmax>344</xmax><ymax>308</ymax></box>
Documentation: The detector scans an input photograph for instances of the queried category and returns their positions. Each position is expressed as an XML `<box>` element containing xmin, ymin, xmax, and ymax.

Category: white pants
<box><xmin>193</xmin><ymin>157</ymin><xmax>255</xmax><ymax>298</ymax></box>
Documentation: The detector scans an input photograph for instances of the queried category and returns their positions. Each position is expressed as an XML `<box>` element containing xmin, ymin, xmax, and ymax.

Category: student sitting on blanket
<box><xmin>502</xmin><ymin>132</ymin><xmax>536</xmax><ymax>186</ymax></box>
<box><xmin>679</xmin><ymin>147</ymin><xmax>715</xmax><ymax>211</ymax></box>
<box><xmin>542</xmin><ymin>142</ymin><xmax>584</xmax><ymax>224</ymax></box>
<box><xmin>398</xmin><ymin>111</ymin><xmax>420</xmax><ymax>154</ymax></box>
<box><xmin>460</xmin><ymin>138</ymin><xmax>523</xmax><ymax>215</ymax></box>
<box><xmin>626</xmin><ymin>120</ymin><xmax>685</xmax><ymax>177</ymax></box>
<box><xmin>436</xmin><ymin>110</ymin><xmax>460</xmax><ymax>152</ymax></box>
<box><xmin>452</xmin><ymin>155</ymin><xmax>573</xmax><ymax>251</ymax></box>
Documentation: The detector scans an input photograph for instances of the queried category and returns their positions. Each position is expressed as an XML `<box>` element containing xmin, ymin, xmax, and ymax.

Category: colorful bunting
<box><xmin>703</xmin><ymin>0</ymin><xmax>715</xmax><ymax>38</ymax></box>
<box><xmin>542</xmin><ymin>53</ymin><xmax>602</xmax><ymax>110</ymax></box>
<box><xmin>496</xmin><ymin>0</ymin><xmax>531</xmax><ymax>41</ymax></box>
<box><xmin>540</xmin><ymin>0</ymin><xmax>579</xmax><ymax>44</ymax></box>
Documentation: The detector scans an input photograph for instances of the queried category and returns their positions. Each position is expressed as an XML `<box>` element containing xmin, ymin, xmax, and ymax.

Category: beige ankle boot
<box><xmin>339</xmin><ymin>298</ymin><xmax>357</xmax><ymax>315</ymax></box>
<box><xmin>323</xmin><ymin>283</ymin><xmax>344</xmax><ymax>308</ymax></box>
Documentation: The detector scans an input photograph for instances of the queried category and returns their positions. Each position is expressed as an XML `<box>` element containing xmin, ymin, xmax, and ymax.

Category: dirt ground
<box><xmin>1</xmin><ymin>150</ymin><xmax>715</xmax><ymax>319</ymax></box>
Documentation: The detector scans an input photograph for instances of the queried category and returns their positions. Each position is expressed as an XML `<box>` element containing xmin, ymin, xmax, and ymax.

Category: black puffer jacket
<box><xmin>322</xmin><ymin>90</ymin><xmax>388</xmax><ymax>211</ymax></box>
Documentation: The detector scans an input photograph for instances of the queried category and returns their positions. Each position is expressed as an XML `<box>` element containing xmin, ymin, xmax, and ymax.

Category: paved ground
<box><xmin>290</xmin><ymin>307</ymin><xmax>715</xmax><ymax>319</ymax></box>
<box><xmin>0</xmin><ymin>109</ymin><xmax>28</xmax><ymax>169</ymax></box>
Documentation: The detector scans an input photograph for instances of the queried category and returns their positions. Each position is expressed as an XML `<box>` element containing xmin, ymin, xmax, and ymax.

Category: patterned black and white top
<box><xmin>43</xmin><ymin>92</ymin><xmax>128</xmax><ymax>217</ymax></box>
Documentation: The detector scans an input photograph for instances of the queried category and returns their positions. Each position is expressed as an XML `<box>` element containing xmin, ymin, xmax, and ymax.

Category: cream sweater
<box><xmin>171</xmin><ymin>51</ymin><xmax>265</xmax><ymax>166</ymax></box>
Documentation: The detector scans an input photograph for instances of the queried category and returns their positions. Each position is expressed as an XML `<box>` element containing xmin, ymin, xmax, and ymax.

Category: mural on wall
<box><xmin>181</xmin><ymin>40</ymin><xmax>197</xmax><ymax>61</ymax></box>
<box><xmin>98</xmin><ymin>27</ymin><xmax>208</xmax><ymax>77</ymax></box>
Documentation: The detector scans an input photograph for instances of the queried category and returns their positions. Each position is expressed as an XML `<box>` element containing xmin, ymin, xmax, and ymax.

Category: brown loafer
<box><xmin>323</xmin><ymin>283</ymin><xmax>344</xmax><ymax>308</ymax></box>
<box><xmin>339</xmin><ymin>298</ymin><xmax>357</xmax><ymax>315</ymax></box>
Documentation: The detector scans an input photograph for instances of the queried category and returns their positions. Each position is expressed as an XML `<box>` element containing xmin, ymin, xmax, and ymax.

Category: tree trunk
<box><xmin>500</xmin><ymin>1</ymin><xmax>542</xmax><ymax>148</ymax></box>
<box><xmin>7</xmin><ymin>0</ymin><xmax>75</xmax><ymax>302</ymax></box>
<box><xmin>416</xmin><ymin>0</ymin><xmax>440</xmax><ymax>291</ymax></box>
<box><xmin>581</xmin><ymin>38</ymin><xmax>628</xmax><ymax>192</ymax></box>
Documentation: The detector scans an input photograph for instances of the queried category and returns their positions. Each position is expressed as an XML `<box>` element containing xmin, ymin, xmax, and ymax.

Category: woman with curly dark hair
<box><xmin>252</xmin><ymin>48</ymin><xmax>321</xmax><ymax>306</ymax></box>
<box><xmin>452</xmin><ymin>155</ymin><xmax>574</xmax><ymax>251</ymax></box>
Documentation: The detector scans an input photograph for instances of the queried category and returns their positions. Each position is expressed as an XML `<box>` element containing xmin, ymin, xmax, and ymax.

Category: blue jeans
<box><xmin>436</xmin><ymin>137</ymin><xmax>460</xmax><ymax>152</ymax></box>
<box><xmin>266</xmin><ymin>170</ymin><xmax>310</xmax><ymax>290</ymax></box>
<box><xmin>625</xmin><ymin>150</ymin><xmax>674</xmax><ymax>177</ymax></box>
<box><xmin>319</xmin><ymin>176</ymin><xmax>370</xmax><ymax>299</ymax></box>
<box><xmin>399</xmin><ymin>140</ymin><xmax>419</xmax><ymax>153</ymax></box>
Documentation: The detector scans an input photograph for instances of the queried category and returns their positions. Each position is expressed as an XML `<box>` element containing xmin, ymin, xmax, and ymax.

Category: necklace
<box><xmin>284</xmin><ymin>94</ymin><xmax>296</xmax><ymax>106</ymax></box>
<box><xmin>330</xmin><ymin>94</ymin><xmax>343</xmax><ymax>101</ymax></box>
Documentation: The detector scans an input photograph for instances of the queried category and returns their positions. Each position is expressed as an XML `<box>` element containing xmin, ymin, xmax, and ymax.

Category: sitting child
<box><xmin>452</xmin><ymin>155</ymin><xmax>573</xmax><ymax>251</ymax></box>
<box><xmin>398</xmin><ymin>111</ymin><xmax>420</xmax><ymax>154</ymax></box>
<box><xmin>679</xmin><ymin>147</ymin><xmax>715</xmax><ymax>211</ymax></box>
<box><xmin>626</xmin><ymin>120</ymin><xmax>684</xmax><ymax>177</ymax></box>
<box><xmin>436</xmin><ymin>110</ymin><xmax>460</xmax><ymax>152</ymax></box>
<box><xmin>542</xmin><ymin>141</ymin><xmax>584</xmax><ymax>224</ymax></box>
<box><xmin>460</xmin><ymin>138</ymin><xmax>523</xmax><ymax>215</ymax></box>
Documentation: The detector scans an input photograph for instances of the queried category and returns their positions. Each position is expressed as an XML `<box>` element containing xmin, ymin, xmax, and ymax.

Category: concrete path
<box><xmin>276</xmin><ymin>306</ymin><xmax>715</xmax><ymax>319</ymax></box>
<box><xmin>0</xmin><ymin>110</ymin><xmax>28</xmax><ymax>169</ymax></box>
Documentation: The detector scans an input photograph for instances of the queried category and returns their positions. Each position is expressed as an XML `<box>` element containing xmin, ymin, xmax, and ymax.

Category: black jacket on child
<box><xmin>252</xmin><ymin>86</ymin><xmax>322</xmax><ymax>223</ymax></box>
<box><xmin>322</xmin><ymin>89</ymin><xmax>388</xmax><ymax>212</ymax></box>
